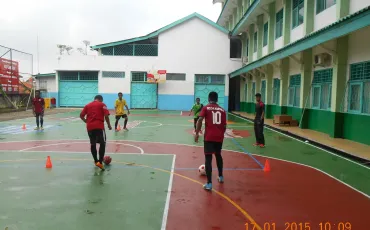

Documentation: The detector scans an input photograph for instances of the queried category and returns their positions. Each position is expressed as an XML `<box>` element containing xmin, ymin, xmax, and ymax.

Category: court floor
<box><xmin>0</xmin><ymin>110</ymin><xmax>369</xmax><ymax>230</ymax></box>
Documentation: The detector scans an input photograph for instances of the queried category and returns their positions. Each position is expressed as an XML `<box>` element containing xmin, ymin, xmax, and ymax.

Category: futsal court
<box><xmin>0</xmin><ymin>109</ymin><xmax>369</xmax><ymax>230</ymax></box>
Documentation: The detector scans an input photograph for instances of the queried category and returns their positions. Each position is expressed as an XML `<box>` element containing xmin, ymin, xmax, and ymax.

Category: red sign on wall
<box><xmin>0</xmin><ymin>58</ymin><xmax>19</xmax><ymax>93</ymax></box>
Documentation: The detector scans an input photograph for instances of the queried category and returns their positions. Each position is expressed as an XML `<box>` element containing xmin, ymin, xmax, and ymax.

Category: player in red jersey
<box><xmin>32</xmin><ymin>90</ymin><xmax>45</xmax><ymax>130</ymax></box>
<box><xmin>195</xmin><ymin>91</ymin><xmax>226</xmax><ymax>191</ymax></box>
<box><xmin>80</xmin><ymin>95</ymin><xmax>112</xmax><ymax>170</ymax></box>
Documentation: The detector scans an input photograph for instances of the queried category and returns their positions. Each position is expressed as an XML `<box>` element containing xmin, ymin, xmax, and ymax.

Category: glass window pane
<box><xmin>294</xmin><ymin>86</ymin><xmax>300</xmax><ymax>107</ymax></box>
<box><xmin>321</xmin><ymin>84</ymin><xmax>331</xmax><ymax>110</ymax></box>
<box><xmin>363</xmin><ymin>82</ymin><xmax>370</xmax><ymax>114</ymax></box>
<box><xmin>312</xmin><ymin>86</ymin><xmax>320</xmax><ymax>108</ymax></box>
<box><xmin>349</xmin><ymin>84</ymin><xmax>361</xmax><ymax>111</ymax></box>
<box><xmin>289</xmin><ymin>87</ymin><xmax>294</xmax><ymax>105</ymax></box>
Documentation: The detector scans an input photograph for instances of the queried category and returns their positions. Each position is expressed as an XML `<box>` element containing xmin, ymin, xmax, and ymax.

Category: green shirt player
<box><xmin>189</xmin><ymin>98</ymin><xmax>203</xmax><ymax>133</ymax></box>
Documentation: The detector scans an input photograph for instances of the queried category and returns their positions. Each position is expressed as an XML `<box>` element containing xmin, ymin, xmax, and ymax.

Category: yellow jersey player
<box><xmin>114</xmin><ymin>92</ymin><xmax>130</xmax><ymax>131</ymax></box>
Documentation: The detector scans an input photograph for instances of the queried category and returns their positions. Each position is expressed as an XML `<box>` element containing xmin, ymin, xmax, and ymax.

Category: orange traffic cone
<box><xmin>263</xmin><ymin>160</ymin><xmax>270</xmax><ymax>172</ymax></box>
<box><xmin>22</xmin><ymin>124</ymin><xmax>26</xmax><ymax>130</ymax></box>
<box><xmin>117</xmin><ymin>124</ymin><xmax>121</xmax><ymax>131</ymax></box>
<box><xmin>45</xmin><ymin>156</ymin><xmax>52</xmax><ymax>168</ymax></box>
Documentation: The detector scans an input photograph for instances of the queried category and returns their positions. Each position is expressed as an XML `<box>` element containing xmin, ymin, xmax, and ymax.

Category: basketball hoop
<box><xmin>147</xmin><ymin>70</ymin><xmax>166</xmax><ymax>83</ymax></box>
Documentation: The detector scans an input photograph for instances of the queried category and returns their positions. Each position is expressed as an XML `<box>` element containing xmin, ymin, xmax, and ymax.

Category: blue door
<box><xmin>194</xmin><ymin>84</ymin><xmax>225</xmax><ymax>108</ymax></box>
<box><xmin>131</xmin><ymin>83</ymin><xmax>157</xmax><ymax>109</ymax></box>
<box><xmin>59</xmin><ymin>81</ymin><xmax>98</xmax><ymax>107</ymax></box>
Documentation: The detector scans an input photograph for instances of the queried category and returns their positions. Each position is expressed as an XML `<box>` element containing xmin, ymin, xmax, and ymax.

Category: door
<box><xmin>131</xmin><ymin>83</ymin><xmax>158</xmax><ymax>109</ymax></box>
<box><xmin>194</xmin><ymin>75</ymin><xmax>225</xmax><ymax>109</ymax></box>
<box><xmin>58</xmin><ymin>71</ymin><xmax>98</xmax><ymax>107</ymax></box>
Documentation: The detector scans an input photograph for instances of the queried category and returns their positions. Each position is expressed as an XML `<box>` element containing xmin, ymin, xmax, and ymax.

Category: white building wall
<box><xmin>314</xmin><ymin>3</ymin><xmax>337</xmax><ymax>31</ymax></box>
<box><xmin>274</xmin><ymin>37</ymin><xmax>283</xmax><ymax>51</ymax></box>
<box><xmin>53</xmin><ymin>16</ymin><xmax>240</xmax><ymax>110</ymax></box>
<box><xmin>350</xmin><ymin>0</ymin><xmax>370</xmax><ymax>14</ymax></box>
<box><xmin>348</xmin><ymin>26</ymin><xmax>370</xmax><ymax>80</ymax></box>
<box><xmin>262</xmin><ymin>46</ymin><xmax>268</xmax><ymax>56</ymax></box>
<box><xmin>291</xmin><ymin>25</ymin><xmax>304</xmax><ymax>43</ymax></box>
<box><xmin>158</xmin><ymin>17</ymin><xmax>241</xmax><ymax>97</ymax></box>
<box><xmin>273</xmin><ymin>62</ymin><xmax>281</xmax><ymax>79</ymax></box>
<box><xmin>55</xmin><ymin>55</ymin><xmax>159</xmax><ymax>95</ymax></box>
<box><xmin>289</xmin><ymin>54</ymin><xmax>302</xmax><ymax>76</ymax></box>
<box><xmin>36</xmin><ymin>77</ymin><xmax>56</xmax><ymax>92</ymax></box>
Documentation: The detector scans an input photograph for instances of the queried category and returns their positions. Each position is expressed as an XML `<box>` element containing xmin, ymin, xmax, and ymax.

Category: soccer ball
<box><xmin>103</xmin><ymin>155</ymin><xmax>112</xmax><ymax>165</ymax></box>
<box><xmin>198</xmin><ymin>164</ymin><xmax>206</xmax><ymax>176</ymax></box>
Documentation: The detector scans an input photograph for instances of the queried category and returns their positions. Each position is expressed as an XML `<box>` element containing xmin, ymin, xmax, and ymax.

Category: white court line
<box><xmin>228</xmin><ymin>113</ymin><xmax>370</xmax><ymax>169</ymax></box>
<box><xmin>19</xmin><ymin>142</ymin><xmax>145</xmax><ymax>154</ymax></box>
<box><xmin>161</xmin><ymin>154</ymin><xmax>176</xmax><ymax>230</ymax></box>
<box><xmin>0</xmin><ymin>150</ymin><xmax>171</xmax><ymax>156</ymax></box>
<box><xmin>1</xmin><ymin>139</ymin><xmax>369</xmax><ymax>198</ymax></box>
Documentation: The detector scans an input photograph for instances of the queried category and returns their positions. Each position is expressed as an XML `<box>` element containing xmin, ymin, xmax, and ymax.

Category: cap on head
<box><xmin>208</xmin><ymin>91</ymin><xmax>218</xmax><ymax>102</ymax></box>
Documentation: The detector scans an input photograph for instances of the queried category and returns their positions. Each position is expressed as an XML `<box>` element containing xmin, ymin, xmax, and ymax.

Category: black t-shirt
<box><xmin>255</xmin><ymin>101</ymin><xmax>265</xmax><ymax>120</ymax></box>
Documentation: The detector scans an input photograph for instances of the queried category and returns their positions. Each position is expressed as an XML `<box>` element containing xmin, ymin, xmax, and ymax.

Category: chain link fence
<box><xmin>0</xmin><ymin>45</ymin><xmax>33</xmax><ymax>112</ymax></box>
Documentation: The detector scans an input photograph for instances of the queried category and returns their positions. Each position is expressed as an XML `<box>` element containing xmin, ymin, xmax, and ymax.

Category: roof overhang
<box><xmin>217</xmin><ymin>0</ymin><xmax>238</xmax><ymax>26</ymax></box>
<box><xmin>230</xmin><ymin>6</ymin><xmax>370</xmax><ymax>78</ymax></box>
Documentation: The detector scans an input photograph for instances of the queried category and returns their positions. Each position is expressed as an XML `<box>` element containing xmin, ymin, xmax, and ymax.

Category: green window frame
<box><xmin>316</xmin><ymin>0</ymin><xmax>336</xmax><ymax>15</ymax></box>
<box><xmin>275</xmin><ymin>9</ymin><xmax>284</xmax><ymax>39</ymax></box>
<box><xmin>348</xmin><ymin>61</ymin><xmax>370</xmax><ymax>114</ymax></box>
<box><xmin>195</xmin><ymin>75</ymin><xmax>225</xmax><ymax>84</ymax></box>
<box><xmin>263</xmin><ymin>22</ymin><xmax>268</xmax><ymax>47</ymax></box>
<box><xmin>288</xmin><ymin>74</ymin><xmax>301</xmax><ymax>107</ymax></box>
<box><xmin>311</xmin><ymin>69</ymin><xmax>333</xmax><ymax>110</ymax></box>
<box><xmin>252</xmin><ymin>82</ymin><xmax>256</xmax><ymax>100</ymax></box>
<box><xmin>131</xmin><ymin>72</ymin><xmax>147</xmax><ymax>82</ymax></box>
<box><xmin>292</xmin><ymin>0</ymin><xmax>304</xmax><ymax>29</ymax></box>
<box><xmin>59</xmin><ymin>71</ymin><xmax>98</xmax><ymax>81</ymax></box>
<box><xmin>261</xmin><ymin>80</ymin><xmax>266</xmax><ymax>102</ymax></box>
<box><xmin>244</xmin><ymin>83</ymin><xmax>248</xmax><ymax>101</ymax></box>
<box><xmin>272</xmin><ymin>78</ymin><xmax>280</xmax><ymax>105</ymax></box>
<box><xmin>253</xmin><ymin>32</ymin><xmax>257</xmax><ymax>52</ymax></box>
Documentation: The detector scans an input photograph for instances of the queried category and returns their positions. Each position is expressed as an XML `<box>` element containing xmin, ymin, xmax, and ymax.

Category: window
<box><xmin>59</xmin><ymin>71</ymin><xmax>98</xmax><ymax>81</ymax></box>
<box><xmin>261</xmin><ymin>80</ymin><xmax>266</xmax><ymax>102</ymax></box>
<box><xmin>316</xmin><ymin>0</ymin><xmax>336</xmax><ymax>14</ymax></box>
<box><xmin>102</xmin><ymin>71</ymin><xmax>125</xmax><ymax>78</ymax></box>
<box><xmin>39</xmin><ymin>80</ymin><xmax>47</xmax><ymax>89</ymax></box>
<box><xmin>166</xmin><ymin>73</ymin><xmax>186</xmax><ymax>81</ymax></box>
<box><xmin>263</xmin><ymin>22</ymin><xmax>268</xmax><ymax>47</ymax></box>
<box><xmin>292</xmin><ymin>0</ymin><xmax>304</xmax><ymax>28</ymax></box>
<box><xmin>195</xmin><ymin>75</ymin><xmax>225</xmax><ymax>84</ymax></box>
<box><xmin>244</xmin><ymin>83</ymin><xmax>248</xmax><ymax>101</ymax></box>
<box><xmin>253</xmin><ymin>32</ymin><xmax>257</xmax><ymax>52</ymax></box>
<box><xmin>131</xmin><ymin>72</ymin><xmax>147</xmax><ymax>82</ymax></box>
<box><xmin>275</xmin><ymin>9</ymin><xmax>284</xmax><ymax>39</ymax></box>
<box><xmin>348</xmin><ymin>61</ymin><xmax>370</xmax><ymax>114</ymax></box>
<box><xmin>311</xmin><ymin>69</ymin><xmax>333</xmax><ymax>110</ymax></box>
<box><xmin>272</xmin><ymin>78</ymin><xmax>280</xmax><ymax>104</ymax></box>
<box><xmin>288</xmin><ymin>74</ymin><xmax>301</xmax><ymax>107</ymax></box>
<box><xmin>252</xmin><ymin>82</ymin><xmax>256</xmax><ymax>100</ymax></box>
<box><xmin>245</xmin><ymin>37</ymin><xmax>249</xmax><ymax>56</ymax></box>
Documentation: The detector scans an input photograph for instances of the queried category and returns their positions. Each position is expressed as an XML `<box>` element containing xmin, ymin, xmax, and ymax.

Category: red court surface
<box><xmin>1</xmin><ymin>140</ymin><xmax>369</xmax><ymax>230</ymax></box>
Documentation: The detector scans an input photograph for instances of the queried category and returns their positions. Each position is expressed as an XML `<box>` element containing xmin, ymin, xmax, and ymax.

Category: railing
<box><xmin>101</xmin><ymin>44</ymin><xmax>158</xmax><ymax>56</ymax></box>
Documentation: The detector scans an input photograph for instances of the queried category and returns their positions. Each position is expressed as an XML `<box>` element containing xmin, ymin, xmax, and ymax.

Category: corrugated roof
<box><xmin>92</xmin><ymin>13</ymin><xmax>229</xmax><ymax>50</ymax></box>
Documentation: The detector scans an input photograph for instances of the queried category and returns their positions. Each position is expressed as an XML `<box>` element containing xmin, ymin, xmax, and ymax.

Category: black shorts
<box><xmin>115</xmin><ymin>114</ymin><xmax>128</xmax><ymax>120</ymax></box>
<box><xmin>204</xmin><ymin>141</ymin><xmax>223</xmax><ymax>155</ymax></box>
<box><xmin>35</xmin><ymin>112</ymin><xmax>44</xmax><ymax>117</ymax></box>
<box><xmin>88</xmin><ymin>129</ymin><xmax>106</xmax><ymax>145</ymax></box>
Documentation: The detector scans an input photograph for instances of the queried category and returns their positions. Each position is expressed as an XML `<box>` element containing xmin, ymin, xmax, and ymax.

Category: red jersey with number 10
<box><xmin>199</xmin><ymin>103</ymin><xmax>226</xmax><ymax>143</ymax></box>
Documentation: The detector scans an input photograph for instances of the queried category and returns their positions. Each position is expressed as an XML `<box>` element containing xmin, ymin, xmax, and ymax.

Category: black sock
<box><xmin>98</xmin><ymin>142</ymin><xmax>106</xmax><ymax>164</ymax></box>
<box><xmin>90</xmin><ymin>144</ymin><xmax>98</xmax><ymax>163</ymax></box>
<box><xmin>215</xmin><ymin>153</ymin><xmax>223</xmax><ymax>177</ymax></box>
<box><xmin>205</xmin><ymin>154</ymin><xmax>213</xmax><ymax>184</ymax></box>
<box><xmin>124</xmin><ymin>119</ymin><xmax>128</xmax><ymax>128</ymax></box>
<box><xmin>115</xmin><ymin>119</ymin><xmax>119</xmax><ymax>129</ymax></box>
<box><xmin>40</xmin><ymin>117</ymin><xmax>44</xmax><ymax>127</ymax></box>
<box><xmin>36</xmin><ymin>116</ymin><xmax>39</xmax><ymax>127</ymax></box>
